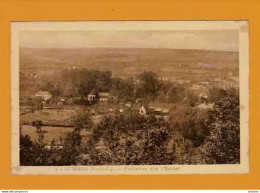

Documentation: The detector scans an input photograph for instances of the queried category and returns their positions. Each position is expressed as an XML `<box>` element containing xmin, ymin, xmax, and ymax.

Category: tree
<box><xmin>36</xmin><ymin>101</ymin><xmax>43</xmax><ymax>112</ymax></box>
<box><xmin>29</xmin><ymin>98</ymin><xmax>43</xmax><ymax>113</ymax></box>
<box><xmin>208</xmin><ymin>87</ymin><xmax>228</xmax><ymax>103</ymax></box>
<box><xmin>20</xmin><ymin>135</ymin><xmax>38</xmax><ymax>165</ymax></box>
<box><xmin>169</xmin><ymin>106</ymin><xmax>212</xmax><ymax>147</ymax></box>
<box><xmin>72</xmin><ymin>110</ymin><xmax>93</xmax><ymax>134</ymax></box>
<box><xmin>110</xmin><ymin>77</ymin><xmax>135</xmax><ymax>101</ymax></box>
<box><xmin>136</xmin><ymin>71</ymin><xmax>160</xmax><ymax>99</ymax></box>
<box><xmin>95</xmin><ymin>71</ymin><xmax>112</xmax><ymax>92</ymax></box>
<box><xmin>20</xmin><ymin>134</ymin><xmax>50</xmax><ymax>166</ymax></box>
<box><xmin>40</xmin><ymin>80</ymin><xmax>62</xmax><ymax>98</ymax></box>
<box><xmin>64</xmin><ymin>131</ymin><xmax>82</xmax><ymax>148</ymax></box>
<box><xmin>32</xmin><ymin>120</ymin><xmax>43</xmax><ymax>133</ymax></box>
<box><xmin>184</xmin><ymin>91</ymin><xmax>199</xmax><ymax>107</ymax></box>
<box><xmin>20</xmin><ymin>130</ymin><xmax>83</xmax><ymax>166</ymax></box>
<box><xmin>204</xmin><ymin>96</ymin><xmax>240</xmax><ymax>164</ymax></box>
<box><xmin>167</xmin><ymin>85</ymin><xmax>186</xmax><ymax>103</ymax></box>
<box><xmin>58</xmin><ymin>69</ymin><xmax>113</xmax><ymax>97</ymax></box>
<box><xmin>77</xmin><ymin>114</ymin><xmax>174</xmax><ymax>165</ymax></box>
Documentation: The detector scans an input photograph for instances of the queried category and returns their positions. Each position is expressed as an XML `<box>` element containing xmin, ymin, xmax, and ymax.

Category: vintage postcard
<box><xmin>11</xmin><ymin>21</ymin><xmax>249</xmax><ymax>175</ymax></box>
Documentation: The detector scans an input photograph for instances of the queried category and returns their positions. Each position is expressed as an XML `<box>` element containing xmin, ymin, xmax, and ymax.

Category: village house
<box><xmin>218</xmin><ymin>76</ymin><xmax>239</xmax><ymax>90</ymax></box>
<box><xmin>148</xmin><ymin>102</ymin><xmax>171</xmax><ymax>115</ymax></box>
<box><xmin>125</xmin><ymin>102</ymin><xmax>132</xmax><ymax>108</ymax></box>
<box><xmin>35</xmin><ymin>91</ymin><xmax>52</xmax><ymax>101</ymax></box>
<box><xmin>138</xmin><ymin>103</ymin><xmax>171</xmax><ymax>116</ymax></box>
<box><xmin>87</xmin><ymin>94</ymin><xmax>96</xmax><ymax>101</ymax></box>
<box><xmin>197</xmin><ymin>102</ymin><xmax>214</xmax><ymax>109</ymax></box>
<box><xmin>176</xmin><ymin>79</ymin><xmax>192</xmax><ymax>84</ymax></box>
<box><xmin>201</xmin><ymin>81</ymin><xmax>210</xmax><ymax>85</ymax></box>
<box><xmin>189</xmin><ymin>84</ymin><xmax>202</xmax><ymax>91</ymax></box>
<box><xmin>57</xmin><ymin>98</ymin><xmax>66</xmax><ymax>106</ymax></box>
<box><xmin>135</xmin><ymin>98</ymin><xmax>145</xmax><ymax>104</ymax></box>
<box><xmin>139</xmin><ymin>105</ymin><xmax>152</xmax><ymax>116</ymax></box>
<box><xmin>189</xmin><ymin>84</ymin><xmax>208</xmax><ymax>96</ymax></box>
<box><xmin>159</xmin><ymin>75</ymin><xmax>177</xmax><ymax>82</ymax></box>
<box><xmin>67</xmin><ymin>98</ymin><xmax>73</xmax><ymax>106</ymax></box>
<box><xmin>26</xmin><ymin>73</ymin><xmax>41</xmax><ymax>79</ymax></box>
<box><xmin>99</xmin><ymin>92</ymin><xmax>110</xmax><ymax>102</ymax></box>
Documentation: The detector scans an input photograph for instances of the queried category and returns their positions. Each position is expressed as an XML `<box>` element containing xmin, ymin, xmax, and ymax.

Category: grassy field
<box><xmin>20</xmin><ymin>103</ymin><xmax>123</xmax><ymax>126</ymax></box>
<box><xmin>22</xmin><ymin>125</ymin><xmax>91</xmax><ymax>145</ymax></box>
<box><xmin>20</xmin><ymin>106</ymin><xmax>109</xmax><ymax>145</ymax></box>
<box><xmin>22</xmin><ymin>125</ymin><xmax>74</xmax><ymax>144</ymax></box>
<box><xmin>20</xmin><ymin>108</ymin><xmax>76</xmax><ymax>126</ymax></box>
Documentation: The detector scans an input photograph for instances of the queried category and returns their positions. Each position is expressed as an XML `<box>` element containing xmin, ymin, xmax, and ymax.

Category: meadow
<box><xmin>20</xmin><ymin>108</ymin><xmax>76</xmax><ymax>126</ymax></box>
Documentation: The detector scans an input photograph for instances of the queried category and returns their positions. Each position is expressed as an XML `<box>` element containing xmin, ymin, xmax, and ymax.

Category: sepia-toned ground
<box><xmin>21</xmin><ymin>125</ymin><xmax>74</xmax><ymax>144</ymax></box>
<box><xmin>19</xmin><ymin>103</ymin><xmax>123</xmax><ymax>144</ymax></box>
<box><xmin>20</xmin><ymin>108</ymin><xmax>76</xmax><ymax>126</ymax></box>
<box><xmin>18</xmin><ymin>47</ymin><xmax>240</xmax><ymax>165</ymax></box>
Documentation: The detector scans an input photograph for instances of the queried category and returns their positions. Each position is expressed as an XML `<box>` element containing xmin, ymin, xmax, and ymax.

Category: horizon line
<box><xmin>20</xmin><ymin>47</ymin><xmax>239</xmax><ymax>52</ymax></box>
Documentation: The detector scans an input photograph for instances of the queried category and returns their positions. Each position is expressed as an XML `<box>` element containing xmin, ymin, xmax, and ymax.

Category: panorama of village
<box><xmin>19</xmin><ymin>42</ymin><xmax>240</xmax><ymax>166</ymax></box>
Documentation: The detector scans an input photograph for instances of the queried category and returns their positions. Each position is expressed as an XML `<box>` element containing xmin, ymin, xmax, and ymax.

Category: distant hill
<box><xmin>19</xmin><ymin>47</ymin><xmax>239</xmax><ymax>79</ymax></box>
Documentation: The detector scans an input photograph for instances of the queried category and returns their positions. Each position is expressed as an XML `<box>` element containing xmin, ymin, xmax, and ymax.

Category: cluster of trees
<box><xmin>20</xmin><ymin>88</ymin><xmax>240</xmax><ymax>166</ymax></box>
<box><xmin>169</xmin><ymin>106</ymin><xmax>212</xmax><ymax>147</ymax></box>
<box><xmin>20</xmin><ymin>131</ymin><xmax>82</xmax><ymax>166</ymax></box>
<box><xmin>20</xmin><ymin>69</ymin><xmax>200</xmax><ymax>106</ymax></box>
<box><xmin>20</xmin><ymin>73</ymin><xmax>41</xmax><ymax>96</ymax></box>
<box><xmin>170</xmin><ymin>93</ymin><xmax>240</xmax><ymax>165</ymax></box>
<box><xmin>20</xmin><ymin>69</ymin><xmax>112</xmax><ymax>98</ymax></box>
<box><xmin>110</xmin><ymin>77</ymin><xmax>135</xmax><ymax>101</ymax></box>
<box><xmin>204</xmin><ymin>96</ymin><xmax>240</xmax><ymax>164</ymax></box>
<box><xmin>79</xmin><ymin>114</ymin><xmax>174</xmax><ymax>165</ymax></box>
<box><xmin>157</xmin><ymin>82</ymin><xmax>199</xmax><ymax>106</ymax></box>
<box><xmin>20</xmin><ymin>114</ymin><xmax>174</xmax><ymax>166</ymax></box>
<box><xmin>19</xmin><ymin>97</ymin><xmax>43</xmax><ymax>113</ymax></box>
<box><xmin>57</xmin><ymin>69</ymin><xmax>112</xmax><ymax>97</ymax></box>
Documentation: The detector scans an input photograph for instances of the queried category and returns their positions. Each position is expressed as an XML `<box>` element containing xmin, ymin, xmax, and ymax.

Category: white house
<box><xmin>218</xmin><ymin>77</ymin><xmax>239</xmax><ymax>90</ymax></box>
<box><xmin>139</xmin><ymin>105</ymin><xmax>154</xmax><ymax>116</ymax></box>
<box><xmin>88</xmin><ymin>94</ymin><xmax>96</xmax><ymax>101</ymax></box>
<box><xmin>139</xmin><ymin>105</ymin><xmax>147</xmax><ymax>115</ymax></box>
<box><xmin>125</xmin><ymin>102</ymin><xmax>132</xmax><ymax>108</ymax></box>
<box><xmin>99</xmin><ymin>92</ymin><xmax>110</xmax><ymax>102</ymax></box>
<box><xmin>57</xmin><ymin>98</ymin><xmax>66</xmax><ymax>106</ymax></box>
<box><xmin>35</xmin><ymin>91</ymin><xmax>52</xmax><ymax>101</ymax></box>
<box><xmin>138</xmin><ymin>103</ymin><xmax>171</xmax><ymax>116</ymax></box>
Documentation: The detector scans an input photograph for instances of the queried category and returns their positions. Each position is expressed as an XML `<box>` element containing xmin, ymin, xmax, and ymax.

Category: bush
<box><xmin>77</xmin><ymin>114</ymin><xmax>174</xmax><ymax>165</ymax></box>
<box><xmin>204</xmin><ymin>96</ymin><xmax>240</xmax><ymax>164</ymax></box>
<box><xmin>169</xmin><ymin>106</ymin><xmax>212</xmax><ymax>147</ymax></box>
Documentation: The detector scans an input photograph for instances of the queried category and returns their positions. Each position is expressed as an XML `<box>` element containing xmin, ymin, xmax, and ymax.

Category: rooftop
<box><xmin>99</xmin><ymin>92</ymin><xmax>110</xmax><ymax>97</ymax></box>
<box><xmin>197</xmin><ymin>103</ymin><xmax>214</xmax><ymax>109</ymax></box>
<box><xmin>35</xmin><ymin>91</ymin><xmax>51</xmax><ymax>95</ymax></box>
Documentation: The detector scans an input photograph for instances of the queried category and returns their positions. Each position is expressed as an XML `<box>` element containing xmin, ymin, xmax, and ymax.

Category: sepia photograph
<box><xmin>11</xmin><ymin>21</ymin><xmax>249</xmax><ymax>175</ymax></box>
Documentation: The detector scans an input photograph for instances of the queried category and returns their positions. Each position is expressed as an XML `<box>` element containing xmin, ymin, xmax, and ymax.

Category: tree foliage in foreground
<box><xmin>20</xmin><ymin>131</ymin><xmax>81</xmax><ymax>166</ymax></box>
<box><xmin>77</xmin><ymin>115</ymin><xmax>174</xmax><ymax>165</ymax></box>
<box><xmin>174</xmin><ymin>95</ymin><xmax>240</xmax><ymax>165</ymax></box>
<box><xmin>204</xmin><ymin>96</ymin><xmax>240</xmax><ymax>164</ymax></box>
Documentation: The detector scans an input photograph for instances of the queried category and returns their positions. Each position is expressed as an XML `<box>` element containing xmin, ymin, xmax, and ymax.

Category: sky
<box><xmin>20</xmin><ymin>30</ymin><xmax>239</xmax><ymax>51</ymax></box>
